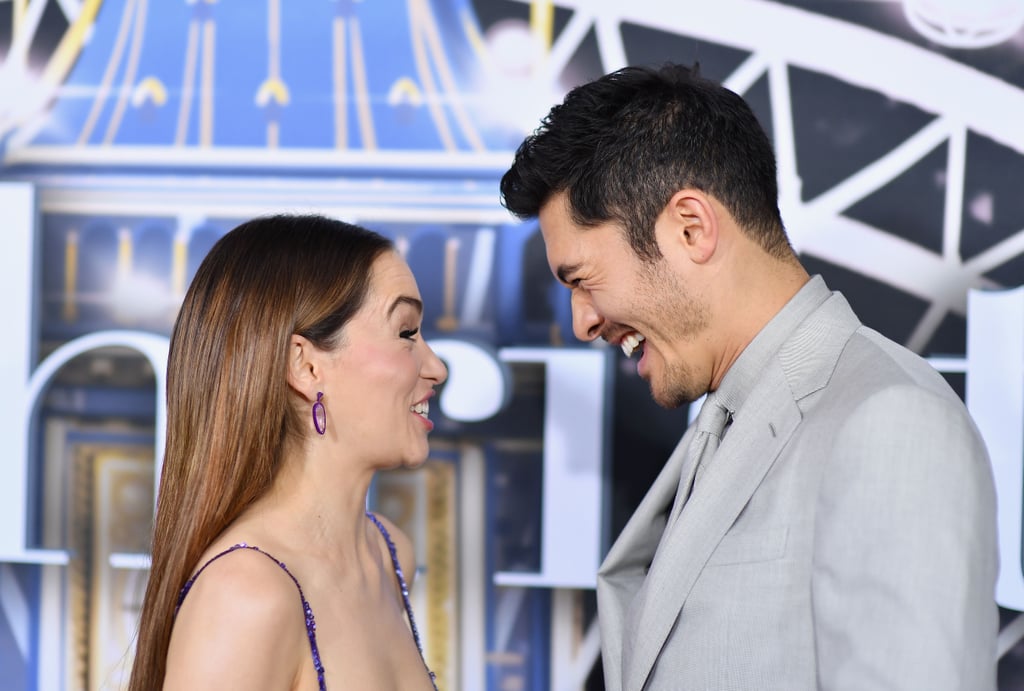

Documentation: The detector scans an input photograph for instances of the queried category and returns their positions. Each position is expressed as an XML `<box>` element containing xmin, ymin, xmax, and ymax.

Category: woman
<box><xmin>129</xmin><ymin>214</ymin><xmax>446</xmax><ymax>690</ymax></box>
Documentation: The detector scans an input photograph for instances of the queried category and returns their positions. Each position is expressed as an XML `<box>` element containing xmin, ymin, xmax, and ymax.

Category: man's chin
<box><xmin>649</xmin><ymin>376</ymin><xmax>703</xmax><ymax>409</ymax></box>
<box><xmin>649</xmin><ymin>385</ymin><xmax>691</xmax><ymax>410</ymax></box>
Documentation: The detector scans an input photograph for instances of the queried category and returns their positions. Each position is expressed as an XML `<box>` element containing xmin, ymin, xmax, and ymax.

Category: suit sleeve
<box><xmin>812</xmin><ymin>384</ymin><xmax>998</xmax><ymax>691</ymax></box>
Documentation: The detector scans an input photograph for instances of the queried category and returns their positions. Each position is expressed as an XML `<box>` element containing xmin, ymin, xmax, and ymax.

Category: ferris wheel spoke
<box><xmin>541</xmin><ymin>8</ymin><xmax>594</xmax><ymax>85</ymax></box>
<box><xmin>942</xmin><ymin>123</ymin><xmax>968</xmax><ymax>262</ymax></box>
<box><xmin>803</xmin><ymin>117</ymin><xmax>955</xmax><ymax>220</ymax></box>
<box><xmin>594</xmin><ymin>14</ymin><xmax>626</xmax><ymax>72</ymax></box>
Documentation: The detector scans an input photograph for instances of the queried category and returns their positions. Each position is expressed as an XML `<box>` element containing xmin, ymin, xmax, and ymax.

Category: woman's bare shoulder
<box><xmin>163</xmin><ymin>545</ymin><xmax>307</xmax><ymax>690</ymax></box>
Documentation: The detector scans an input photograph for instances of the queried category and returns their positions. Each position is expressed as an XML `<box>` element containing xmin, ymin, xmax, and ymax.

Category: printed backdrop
<box><xmin>1</xmin><ymin>1</ymin><xmax>1023</xmax><ymax>689</ymax></box>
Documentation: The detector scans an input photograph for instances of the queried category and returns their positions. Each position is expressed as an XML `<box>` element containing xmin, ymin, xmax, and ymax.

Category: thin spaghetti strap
<box><xmin>366</xmin><ymin>512</ymin><xmax>439</xmax><ymax>691</ymax></box>
<box><xmin>175</xmin><ymin>543</ymin><xmax>327</xmax><ymax>691</ymax></box>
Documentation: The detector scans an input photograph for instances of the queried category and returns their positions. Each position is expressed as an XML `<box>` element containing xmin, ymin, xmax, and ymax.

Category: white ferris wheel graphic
<box><xmin>489</xmin><ymin>0</ymin><xmax>1024</xmax><ymax>357</ymax></box>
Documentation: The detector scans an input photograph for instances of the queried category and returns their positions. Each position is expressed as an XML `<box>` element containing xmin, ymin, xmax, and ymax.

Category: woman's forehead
<box><xmin>365</xmin><ymin>251</ymin><xmax>422</xmax><ymax>308</ymax></box>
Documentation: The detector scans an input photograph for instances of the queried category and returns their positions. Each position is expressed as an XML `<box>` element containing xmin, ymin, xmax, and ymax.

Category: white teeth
<box><xmin>620</xmin><ymin>333</ymin><xmax>646</xmax><ymax>358</ymax></box>
<box><xmin>411</xmin><ymin>401</ymin><xmax>429</xmax><ymax>416</ymax></box>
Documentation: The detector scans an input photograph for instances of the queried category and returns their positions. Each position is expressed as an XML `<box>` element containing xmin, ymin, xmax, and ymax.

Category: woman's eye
<box><xmin>400</xmin><ymin>328</ymin><xmax>420</xmax><ymax>340</ymax></box>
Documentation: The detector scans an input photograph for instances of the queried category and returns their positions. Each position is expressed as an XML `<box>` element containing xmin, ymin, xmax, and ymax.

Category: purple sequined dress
<box><xmin>176</xmin><ymin>512</ymin><xmax>438</xmax><ymax>690</ymax></box>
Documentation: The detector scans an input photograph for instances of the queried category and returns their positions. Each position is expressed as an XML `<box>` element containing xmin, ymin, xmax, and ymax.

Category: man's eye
<box><xmin>400</xmin><ymin>328</ymin><xmax>420</xmax><ymax>340</ymax></box>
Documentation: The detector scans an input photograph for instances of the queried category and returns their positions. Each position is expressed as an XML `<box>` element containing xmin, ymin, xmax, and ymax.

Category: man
<box><xmin>500</xmin><ymin>63</ymin><xmax>998</xmax><ymax>690</ymax></box>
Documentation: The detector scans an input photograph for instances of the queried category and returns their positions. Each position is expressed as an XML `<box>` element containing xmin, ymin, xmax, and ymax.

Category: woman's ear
<box><xmin>286</xmin><ymin>334</ymin><xmax>321</xmax><ymax>401</ymax></box>
<box><xmin>661</xmin><ymin>188</ymin><xmax>719</xmax><ymax>264</ymax></box>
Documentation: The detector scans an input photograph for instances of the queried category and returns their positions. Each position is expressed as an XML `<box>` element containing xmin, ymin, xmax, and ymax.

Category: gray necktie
<box><xmin>668</xmin><ymin>393</ymin><xmax>730</xmax><ymax>525</ymax></box>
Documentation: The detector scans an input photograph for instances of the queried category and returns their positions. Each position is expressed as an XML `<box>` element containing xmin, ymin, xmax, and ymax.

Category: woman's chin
<box><xmin>400</xmin><ymin>453</ymin><xmax>429</xmax><ymax>470</ymax></box>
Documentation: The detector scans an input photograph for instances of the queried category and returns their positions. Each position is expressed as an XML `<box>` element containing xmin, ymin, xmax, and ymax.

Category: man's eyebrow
<box><xmin>556</xmin><ymin>263</ymin><xmax>582</xmax><ymax>285</ymax></box>
<box><xmin>387</xmin><ymin>295</ymin><xmax>423</xmax><ymax>318</ymax></box>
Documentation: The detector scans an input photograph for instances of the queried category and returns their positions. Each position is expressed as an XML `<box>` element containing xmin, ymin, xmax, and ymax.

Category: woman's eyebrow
<box><xmin>387</xmin><ymin>295</ymin><xmax>423</xmax><ymax>318</ymax></box>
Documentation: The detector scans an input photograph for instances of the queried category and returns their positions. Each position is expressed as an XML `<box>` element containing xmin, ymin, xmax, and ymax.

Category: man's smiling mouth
<box><xmin>621</xmin><ymin>332</ymin><xmax>646</xmax><ymax>358</ymax></box>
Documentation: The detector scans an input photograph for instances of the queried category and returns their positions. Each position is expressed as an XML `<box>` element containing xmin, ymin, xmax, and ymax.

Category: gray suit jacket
<box><xmin>596</xmin><ymin>286</ymin><xmax>998</xmax><ymax>691</ymax></box>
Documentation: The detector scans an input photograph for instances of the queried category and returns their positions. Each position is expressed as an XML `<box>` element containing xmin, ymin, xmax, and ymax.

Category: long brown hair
<box><xmin>128</xmin><ymin>214</ymin><xmax>393</xmax><ymax>690</ymax></box>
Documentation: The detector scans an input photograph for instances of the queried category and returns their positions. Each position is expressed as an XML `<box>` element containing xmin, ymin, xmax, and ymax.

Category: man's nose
<box><xmin>571</xmin><ymin>290</ymin><xmax>604</xmax><ymax>342</ymax></box>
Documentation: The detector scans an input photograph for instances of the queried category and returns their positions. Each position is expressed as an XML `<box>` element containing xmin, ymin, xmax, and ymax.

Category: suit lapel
<box><xmin>623</xmin><ymin>363</ymin><xmax>802</xmax><ymax>691</ymax></box>
<box><xmin>596</xmin><ymin>425</ymin><xmax>698</xmax><ymax>691</ymax></box>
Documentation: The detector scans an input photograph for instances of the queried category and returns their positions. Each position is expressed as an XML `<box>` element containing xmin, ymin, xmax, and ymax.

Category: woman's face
<box><xmin>322</xmin><ymin>251</ymin><xmax>447</xmax><ymax>468</ymax></box>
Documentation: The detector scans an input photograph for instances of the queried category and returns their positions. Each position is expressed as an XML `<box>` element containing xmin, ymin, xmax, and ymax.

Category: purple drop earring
<box><xmin>312</xmin><ymin>392</ymin><xmax>326</xmax><ymax>435</ymax></box>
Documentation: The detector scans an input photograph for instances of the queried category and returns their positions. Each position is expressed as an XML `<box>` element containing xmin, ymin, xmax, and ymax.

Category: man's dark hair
<box><xmin>500</xmin><ymin>63</ymin><xmax>791</xmax><ymax>261</ymax></box>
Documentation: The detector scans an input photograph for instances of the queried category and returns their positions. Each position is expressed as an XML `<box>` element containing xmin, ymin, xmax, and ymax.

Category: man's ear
<box><xmin>661</xmin><ymin>188</ymin><xmax>719</xmax><ymax>264</ymax></box>
<box><xmin>286</xmin><ymin>334</ymin><xmax>321</xmax><ymax>401</ymax></box>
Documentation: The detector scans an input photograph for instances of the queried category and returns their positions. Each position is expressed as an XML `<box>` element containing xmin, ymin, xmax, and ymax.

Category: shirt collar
<box><xmin>714</xmin><ymin>275</ymin><xmax>831</xmax><ymax>417</ymax></box>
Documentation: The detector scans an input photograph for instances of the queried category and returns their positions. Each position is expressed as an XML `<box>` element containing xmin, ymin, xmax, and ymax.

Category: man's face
<box><xmin>538</xmin><ymin>192</ymin><xmax>712</xmax><ymax>407</ymax></box>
